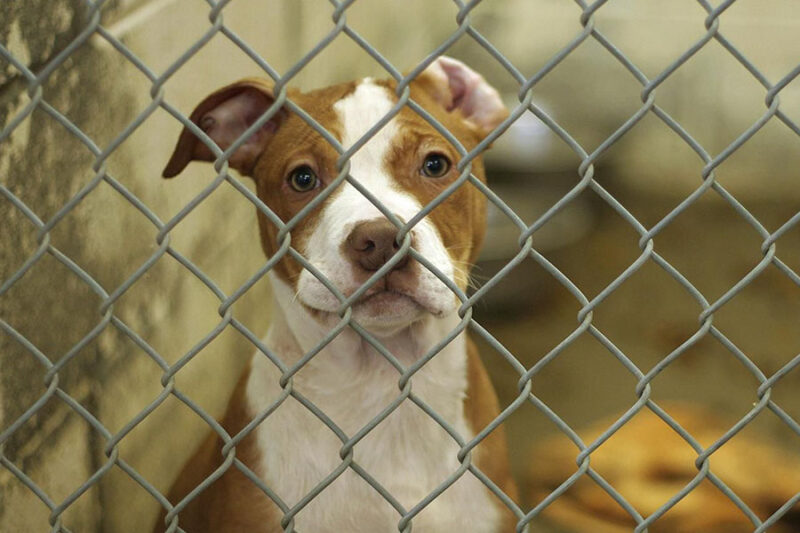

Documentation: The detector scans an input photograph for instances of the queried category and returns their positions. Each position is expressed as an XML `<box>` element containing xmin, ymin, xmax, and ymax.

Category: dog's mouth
<box><xmin>299</xmin><ymin>278</ymin><xmax>432</xmax><ymax>328</ymax></box>
<box><xmin>355</xmin><ymin>285</ymin><xmax>423</xmax><ymax>309</ymax></box>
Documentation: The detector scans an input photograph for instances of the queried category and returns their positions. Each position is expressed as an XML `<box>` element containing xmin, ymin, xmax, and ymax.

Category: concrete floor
<box><xmin>472</xmin><ymin>182</ymin><xmax>800</xmax><ymax>531</ymax></box>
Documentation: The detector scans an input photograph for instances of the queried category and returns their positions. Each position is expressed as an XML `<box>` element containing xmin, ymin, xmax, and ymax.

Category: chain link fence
<box><xmin>2</xmin><ymin>0</ymin><xmax>800</xmax><ymax>532</ymax></box>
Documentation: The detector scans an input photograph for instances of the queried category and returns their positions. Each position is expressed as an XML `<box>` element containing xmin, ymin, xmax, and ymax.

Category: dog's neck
<box><xmin>251</xmin><ymin>274</ymin><xmax>469</xmax><ymax>432</ymax></box>
<box><xmin>243</xmin><ymin>277</ymin><xmax>491</xmax><ymax>530</ymax></box>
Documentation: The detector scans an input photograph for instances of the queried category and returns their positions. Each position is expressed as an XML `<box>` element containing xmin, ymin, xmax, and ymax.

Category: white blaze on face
<box><xmin>294</xmin><ymin>79</ymin><xmax>455</xmax><ymax>325</ymax></box>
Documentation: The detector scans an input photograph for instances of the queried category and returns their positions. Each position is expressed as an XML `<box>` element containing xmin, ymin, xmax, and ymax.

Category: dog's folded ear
<box><xmin>162</xmin><ymin>78</ymin><xmax>285</xmax><ymax>178</ymax></box>
<box><xmin>416</xmin><ymin>56</ymin><xmax>508</xmax><ymax>139</ymax></box>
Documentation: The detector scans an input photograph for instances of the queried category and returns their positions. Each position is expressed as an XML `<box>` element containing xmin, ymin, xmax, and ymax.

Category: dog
<box><xmin>154</xmin><ymin>56</ymin><xmax>518</xmax><ymax>533</ymax></box>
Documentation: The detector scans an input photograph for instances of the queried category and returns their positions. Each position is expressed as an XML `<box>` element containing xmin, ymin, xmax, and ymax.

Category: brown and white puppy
<box><xmin>154</xmin><ymin>57</ymin><xmax>517</xmax><ymax>533</ymax></box>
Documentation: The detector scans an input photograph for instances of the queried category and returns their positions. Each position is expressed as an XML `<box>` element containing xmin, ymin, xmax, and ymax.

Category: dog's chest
<box><xmin>245</xmin><ymin>326</ymin><xmax>500</xmax><ymax>532</ymax></box>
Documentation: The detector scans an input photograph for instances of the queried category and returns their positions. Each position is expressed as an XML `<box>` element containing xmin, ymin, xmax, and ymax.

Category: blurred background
<box><xmin>2</xmin><ymin>1</ymin><xmax>800</xmax><ymax>531</ymax></box>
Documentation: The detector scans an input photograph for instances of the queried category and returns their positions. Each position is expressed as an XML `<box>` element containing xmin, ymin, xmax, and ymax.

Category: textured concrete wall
<box><xmin>2</xmin><ymin>1</ymin><xmax>799</xmax><ymax>532</ymax></box>
<box><xmin>0</xmin><ymin>1</ymin><xmax>275</xmax><ymax>530</ymax></box>
<box><xmin>3</xmin><ymin>3</ymin><xmax>120</xmax><ymax>530</ymax></box>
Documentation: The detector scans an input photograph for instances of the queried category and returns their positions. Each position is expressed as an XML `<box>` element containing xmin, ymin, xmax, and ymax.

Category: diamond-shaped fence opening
<box><xmin>2</xmin><ymin>1</ymin><xmax>800</xmax><ymax>532</ymax></box>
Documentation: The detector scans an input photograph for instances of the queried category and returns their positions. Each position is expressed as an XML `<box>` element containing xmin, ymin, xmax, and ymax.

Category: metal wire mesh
<box><xmin>2</xmin><ymin>0</ymin><xmax>800</xmax><ymax>532</ymax></box>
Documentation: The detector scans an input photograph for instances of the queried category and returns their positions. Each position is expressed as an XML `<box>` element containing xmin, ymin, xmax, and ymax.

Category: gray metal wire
<box><xmin>1</xmin><ymin>0</ymin><xmax>800</xmax><ymax>532</ymax></box>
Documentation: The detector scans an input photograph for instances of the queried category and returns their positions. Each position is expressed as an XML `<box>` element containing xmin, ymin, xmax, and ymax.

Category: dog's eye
<box><xmin>288</xmin><ymin>166</ymin><xmax>318</xmax><ymax>192</ymax></box>
<box><xmin>421</xmin><ymin>153</ymin><xmax>450</xmax><ymax>178</ymax></box>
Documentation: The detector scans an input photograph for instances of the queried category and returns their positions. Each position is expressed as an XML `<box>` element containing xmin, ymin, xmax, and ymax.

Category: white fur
<box><xmin>248</xmin><ymin>278</ymin><xmax>499</xmax><ymax>532</ymax></box>
<box><xmin>245</xmin><ymin>79</ymin><xmax>499</xmax><ymax>531</ymax></box>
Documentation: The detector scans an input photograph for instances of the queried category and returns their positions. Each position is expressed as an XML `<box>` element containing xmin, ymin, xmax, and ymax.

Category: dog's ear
<box><xmin>416</xmin><ymin>56</ymin><xmax>508</xmax><ymax>138</ymax></box>
<box><xmin>163</xmin><ymin>78</ymin><xmax>285</xmax><ymax>178</ymax></box>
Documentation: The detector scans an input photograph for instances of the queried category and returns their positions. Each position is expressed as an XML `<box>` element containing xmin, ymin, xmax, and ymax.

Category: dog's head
<box><xmin>164</xmin><ymin>57</ymin><xmax>507</xmax><ymax>335</ymax></box>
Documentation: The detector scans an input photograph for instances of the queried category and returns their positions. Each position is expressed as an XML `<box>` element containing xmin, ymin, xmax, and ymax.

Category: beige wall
<box><xmin>2</xmin><ymin>1</ymin><xmax>799</xmax><ymax>531</ymax></box>
<box><xmin>479</xmin><ymin>0</ymin><xmax>800</xmax><ymax>200</ymax></box>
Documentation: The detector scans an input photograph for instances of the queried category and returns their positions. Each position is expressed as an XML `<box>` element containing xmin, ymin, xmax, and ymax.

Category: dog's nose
<box><xmin>345</xmin><ymin>219</ymin><xmax>410</xmax><ymax>272</ymax></box>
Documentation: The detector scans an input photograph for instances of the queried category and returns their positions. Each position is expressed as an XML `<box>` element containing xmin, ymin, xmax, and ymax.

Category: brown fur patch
<box><xmin>465</xmin><ymin>336</ymin><xmax>520</xmax><ymax>530</ymax></box>
<box><xmin>249</xmin><ymin>81</ymin><xmax>355</xmax><ymax>286</ymax></box>
<box><xmin>152</xmin><ymin>365</ymin><xmax>282</xmax><ymax>533</ymax></box>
